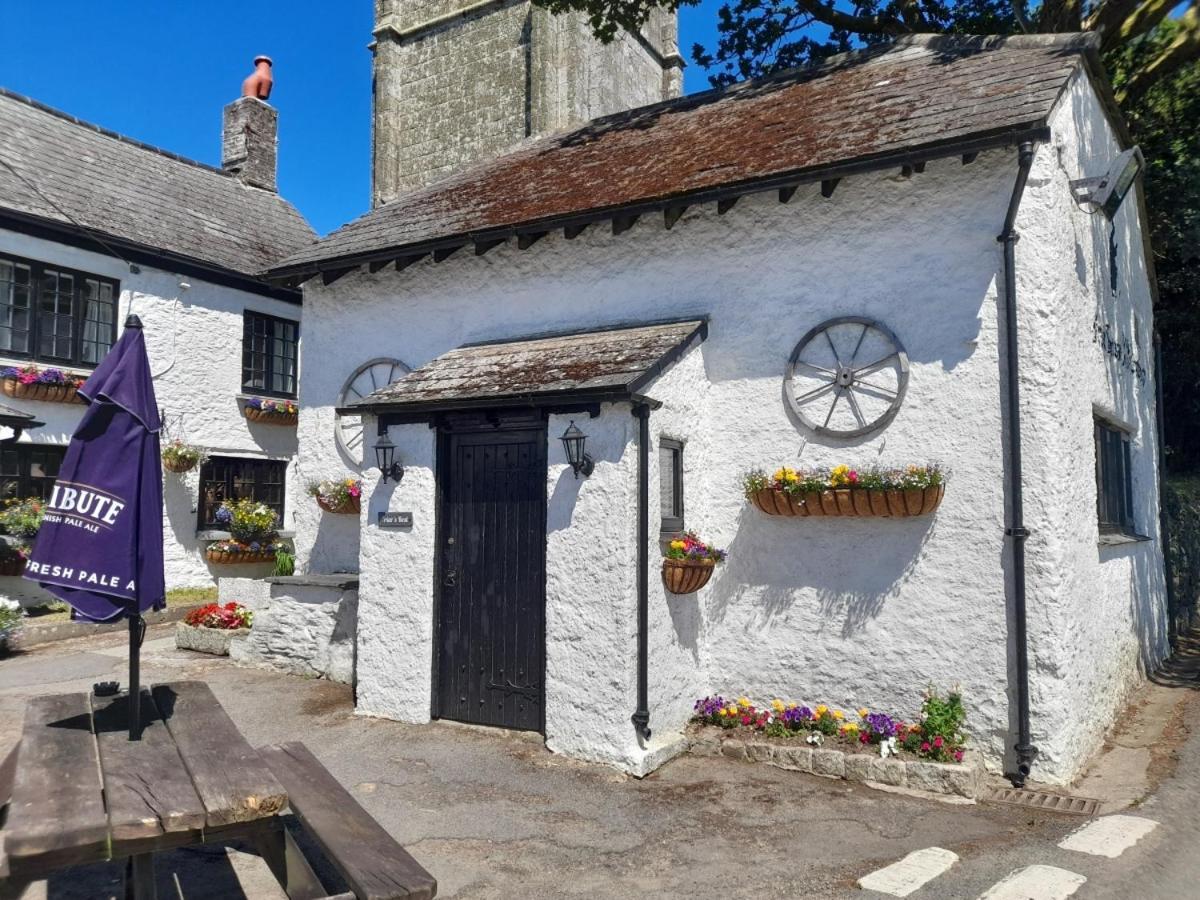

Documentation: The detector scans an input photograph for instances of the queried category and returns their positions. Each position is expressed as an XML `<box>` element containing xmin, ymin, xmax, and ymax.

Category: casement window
<box><xmin>242</xmin><ymin>311</ymin><xmax>299</xmax><ymax>398</ymax></box>
<box><xmin>197</xmin><ymin>456</ymin><xmax>286</xmax><ymax>530</ymax></box>
<box><xmin>0</xmin><ymin>444</ymin><xmax>66</xmax><ymax>501</ymax></box>
<box><xmin>659</xmin><ymin>438</ymin><xmax>684</xmax><ymax>534</ymax></box>
<box><xmin>0</xmin><ymin>252</ymin><xmax>118</xmax><ymax>367</ymax></box>
<box><xmin>1095</xmin><ymin>417</ymin><xmax>1136</xmax><ymax>538</ymax></box>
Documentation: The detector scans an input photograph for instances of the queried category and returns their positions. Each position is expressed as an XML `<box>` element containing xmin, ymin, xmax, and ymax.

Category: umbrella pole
<box><xmin>128</xmin><ymin>614</ymin><xmax>142</xmax><ymax>741</ymax></box>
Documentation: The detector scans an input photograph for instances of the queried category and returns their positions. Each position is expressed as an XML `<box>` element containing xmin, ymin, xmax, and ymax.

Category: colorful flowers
<box><xmin>307</xmin><ymin>477</ymin><xmax>363</xmax><ymax>511</ymax></box>
<box><xmin>0</xmin><ymin>498</ymin><xmax>44</xmax><ymax>538</ymax></box>
<box><xmin>665</xmin><ymin>531</ymin><xmax>727</xmax><ymax>564</ymax></box>
<box><xmin>185</xmin><ymin>601</ymin><xmax>253</xmax><ymax>630</ymax></box>
<box><xmin>162</xmin><ymin>439</ymin><xmax>206</xmax><ymax>472</ymax></box>
<box><xmin>217</xmin><ymin>497</ymin><xmax>278</xmax><ymax>543</ymax></box>
<box><xmin>245</xmin><ymin>397</ymin><xmax>298</xmax><ymax>415</ymax></box>
<box><xmin>743</xmin><ymin>464</ymin><xmax>943</xmax><ymax>497</ymax></box>
<box><xmin>0</xmin><ymin>365</ymin><xmax>85</xmax><ymax>388</ymax></box>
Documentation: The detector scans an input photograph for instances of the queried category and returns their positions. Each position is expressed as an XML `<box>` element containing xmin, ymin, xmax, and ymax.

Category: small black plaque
<box><xmin>378</xmin><ymin>511</ymin><xmax>414</xmax><ymax>529</ymax></box>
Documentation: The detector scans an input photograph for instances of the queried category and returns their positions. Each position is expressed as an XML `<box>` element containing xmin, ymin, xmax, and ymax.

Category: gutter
<box><xmin>632</xmin><ymin>401</ymin><xmax>652</xmax><ymax>742</ymax></box>
<box><xmin>998</xmin><ymin>140</ymin><xmax>1038</xmax><ymax>786</ymax></box>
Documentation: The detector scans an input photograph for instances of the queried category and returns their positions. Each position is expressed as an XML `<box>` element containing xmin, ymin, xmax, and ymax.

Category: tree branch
<box><xmin>1105</xmin><ymin>0</ymin><xmax>1182</xmax><ymax>52</ymax></box>
<box><xmin>790</xmin><ymin>0</ymin><xmax>912</xmax><ymax>35</ymax></box>
<box><xmin>1084</xmin><ymin>0</ymin><xmax>1142</xmax><ymax>41</ymax></box>
<box><xmin>1117</xmin><ymin>3</ymin><xmax>1200</xmax><ymax>104</ymax></box>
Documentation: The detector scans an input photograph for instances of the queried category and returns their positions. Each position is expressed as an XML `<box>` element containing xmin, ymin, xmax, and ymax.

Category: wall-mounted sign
<box><xmin>1093</xmin><ymin>315</ymin><xmax>1147</xmax><ymax>386</ymax></box>
<box><xmin>377</xmin><ymin>511</ymin><xmax>413</xmax><ymax>529</ymax></box>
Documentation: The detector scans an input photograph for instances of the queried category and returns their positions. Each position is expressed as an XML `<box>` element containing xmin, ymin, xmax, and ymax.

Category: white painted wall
<box><xmin>294</xmin><ymin>71</ymin><xmax>1164</xmax><ymax>781</ymax></box>
<box><xmin>0</xmin><ymin>229</ymin><xmax>300</xmax><ymax>605</ymax></box>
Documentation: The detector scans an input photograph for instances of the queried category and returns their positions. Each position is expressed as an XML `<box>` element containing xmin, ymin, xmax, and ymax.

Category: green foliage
<box><xmin>165</xmin><ymin>585</ymin><xmax>219</xmax><ymax>605</ymax></box>
<box><xmin>1165</xmin><ymin>477</ymin><xmax>1200</xmax><ymax>624</ymax></box>
<box><xmin>0</xmin><ymin>602</ymin><xmax>21</xmax><ymax>638</ymax></box>
<box><xmin>217</xmin><ymin>498</ymin><xmax>279</xmax><ymax>544</ymax></box>
<box><xmin>161</xmin><ymin>440</ymin><xmax>206</xmax><ymax>469</ymax></box>
<box><xmin>0</xmin><ymin>498</ymin><xmax>43</xmax><ymax>538</ymax></box>
<box><xmin>920</xmin><ymin>687</ymin><xmax>966</xmax><ymax>744</ymax></box>
<box><xmin>272</xmin><ymin>549</ymin><xmax>296</xmax><ymax>577</ymax></box>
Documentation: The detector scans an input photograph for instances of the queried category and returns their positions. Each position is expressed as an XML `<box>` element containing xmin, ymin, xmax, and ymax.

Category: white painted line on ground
<box><xmin>1057</xmin><ymin>814</ymin><xmax>1159</xmax><ymax>858</ymax></box>
<box><xmin>858</xmin><ymin>847</ymin><xmax>959</xmax><ymax>897</ymax></box>
<box><xmin>979</xmin><ymin>865</ymin><xmax>1086</xmax><ymax>900</ymax></box>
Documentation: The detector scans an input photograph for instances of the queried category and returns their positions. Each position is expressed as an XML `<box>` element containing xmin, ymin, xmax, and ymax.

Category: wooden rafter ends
<box><xmin>396</xmin><ymin>253</ymin><xmax>427</xmax><ymax>271</ymax></box>
<box><xmin>367</xmin><ymin>259</ymin><xmax>392</xmax><ymax>273</ymax></box>
<box><xmin>564</xmin><ymin>223</ymin><xmax>589</xmax><ymax>240</ymax></box>
<box><xmin>821</xmin><ymin>178</ymin><xmax>840</xmax><ymax>199</ymax></box>
<box><xmin>612</xmin><ymin>214</ymin><xmax>639</xmax><ymax>235</ymax></box>
<box><xmin>778</xmin><ymin>185</ymin><xmax>799</xmax><ymax>203</ymax></box>
<box><xmin>663</xmin><ymin>206</ymin><xmax>688</xmax><ymax>229</ymax></box>
<box><xmin>962</xmin><ymin>151</ymin><xmax>979</xmax><ymax>165</ymax></box>
<box><xmin>474</xmin><ymin>237</ymin><xmax>506</xmax><ymax>256</ymax></box>
<box><xmin>717</xmin><ymin>196</ymin><xmax>740</xmax><ymax>215</ymax></box>
<box><xmin>321</xmin><ymin>266</ymin><xmax>355</xmax><ymax>286</ymax></box>
<box><xmin>517</xmin><ymin>232</ymin><xmax>547</xmax><ymax>250</ymax></box>
<box><xmin>433</xmin><ymin>245</ymin><xmax>462</xmax><ymax>262</ymax></box>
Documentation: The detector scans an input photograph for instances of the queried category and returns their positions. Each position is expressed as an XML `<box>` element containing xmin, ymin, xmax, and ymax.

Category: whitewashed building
<box><xmin>267</xmin><ymin>33</ymin><xmax>1165</xmax><ymax>787</ymax></box>
<box><xmin>0</xmin><ymin>82</ymin><xmax>314</xmax><ymax>605</ymax></box>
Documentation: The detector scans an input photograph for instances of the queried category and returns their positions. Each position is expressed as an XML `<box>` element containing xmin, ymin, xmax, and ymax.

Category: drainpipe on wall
<box><xmin>632</xmin><ymin>402</ymin><xmax>652</xmax><ymax>742</ymax></box>
<box><xmin>998</xmin><ymin>140</ymin><xmax>1038</xmax><ymax>787</ymax></box>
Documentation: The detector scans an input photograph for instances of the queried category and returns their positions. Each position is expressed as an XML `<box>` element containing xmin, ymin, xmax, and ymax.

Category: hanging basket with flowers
<box><xmin>0</xmin><ymin>365</ymin><xmax>85</xmax><ymax>404</ymax></box>
<box><xmin>206</xmin><ymin>498</ymin><xmax>287</xmax><ymax>564</ymax></box>
<box><xmin>242</xmin><ymin>397</ymin><xmax>298</xmax><ymax>426</ymax></box>
<box><xmin>162</xmin><ymin>439</ymin><xmax>207</xmax><ymax>474</ymax></box>
<box><xmin>662</xmin><ymin>531</ymin><xmax>727</xmax><ymax>595</ymax></box>
<box><xmin>307</xmin><ymin>477</ymin><xmax>363</xmax><ymax>514</ymax></box>
<box><xmin>743</xmin><ymin>464</ymin><xmax>944</xmax><ymax>519</ymax></box>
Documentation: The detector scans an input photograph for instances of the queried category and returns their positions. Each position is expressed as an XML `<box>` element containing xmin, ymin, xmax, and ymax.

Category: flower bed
<box><xmin>162</xmin><ymin>439</ymin><xmax>206</xmax><ymax>474</ymax></box>
<box><xmin>0</xmin><ymin>365</ymin><xmax>85</xmax><ymax>404</ymax></box>
<box><xmin>743</xmin><ymin>464</ymin><xmax>944</xmax><ymax>518</ymax></box>
<box><xmin>176</xmin><ymin>602</ymin><xmax>253</xmax><ymax>655</ymax></box>
<box><xmin>307</xmin><ymin>477</ymin><xmax>362</xmax><ymax>515</ymax></box>
<box><xmin>185</xmin><ymin>601</ymin><xmax>253</xmax><ymax>629</ymax></box>
<box><xmin>690</xmin><ymin>690</ymin><xmax>978</xmax><ymax>797</ymax></box>
<box><xmin>243</xmin><ymin>397</ymin><xmax>298</xmax><ymax>426</ymax></box>
<box><xmin>0</xmin><ymin>498</ymin><xmax>42</xmax><ymax>541</ymax></box>
<box><xmin>662</xmin><ymin>531</ymin><xmax>726</xmax><ymax>594</ymax></box>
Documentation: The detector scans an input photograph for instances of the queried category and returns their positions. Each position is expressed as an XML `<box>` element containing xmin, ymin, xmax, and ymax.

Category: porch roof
<box><xmin>341</xmin><ymin>319</ymin><xmax>708</xmax><ymax>416</ymax></box>
<box><xmin>0</xmin><ymin>402</ymin><xmax>43</xmax><ymax>431</ymax></box>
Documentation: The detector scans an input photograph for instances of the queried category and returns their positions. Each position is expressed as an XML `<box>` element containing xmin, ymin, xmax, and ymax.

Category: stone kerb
<box><xmin>688</xmin><ymin>728</ymin><xmax>983</xmax><ymax>799</ymax></box>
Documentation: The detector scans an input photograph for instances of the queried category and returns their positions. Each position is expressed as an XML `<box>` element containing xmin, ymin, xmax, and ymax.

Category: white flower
<box><xmin>0</xmin><ymin>597</ymin><xmax>19</xmax><ymax>612</ymax></box>
<box><xmin>806</xmin><ymin>732</ymin><xmax>823</xmax><ymax>746</ymax></box>
<box><xmin>880</xmin><ymin>737</ymin><xmax>898</xmax><ymax>759</ymax></box>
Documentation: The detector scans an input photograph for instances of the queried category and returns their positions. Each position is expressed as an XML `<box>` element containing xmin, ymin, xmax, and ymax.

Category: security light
<box><xmin>560</xmin><ymin>421</ymin><xmax>594</xmax><ymax>478</ymax></box>
<box><xmin>373</xmin><ymin>431</ymin><xmax>405</xmax><ymax>484</ymax></box>
<box><xmin>1069</xmin><ymin>146</ymin><xmax>1144</xmax><ymax>219</ymax></box>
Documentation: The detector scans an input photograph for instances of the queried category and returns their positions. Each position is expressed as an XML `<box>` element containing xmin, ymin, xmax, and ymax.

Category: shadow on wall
<box><xmin>163</xmin><ymin>475</ymin><xmax>200</xmax><ymax>550</ymax></box>
<box><xmin>665</xmin><ymin>591</ymin><xmax>702</xmax><ymax>663</ymax></box>
<box><xmin>1107</xmin><ymin>539</ymin><xmax>1170</xmax><ymax>673</ymax></box>
<box><xmin>707</xmin><ymin>503</ymin><xmax>936</xmax><ymax>638</ymax></box>
<box><xmin>308</xmin><ymin>507</ymin><xmax>363</xmax><ymax>574</ymax></box>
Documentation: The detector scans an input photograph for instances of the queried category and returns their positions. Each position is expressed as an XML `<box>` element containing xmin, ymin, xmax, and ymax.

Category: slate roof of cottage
<box><xmin>271</xmin><ymin>33</ymin><xmax>1105</xmax><ymax>279</ymax></box>
<box><xmin>343</xmin><ymin>319</ymin><xmax>708</xmax><ymax>413</ymax></box>
<box><xmin>0</xmin><ymin>88</ymin><xmax>315</xmax><ymax>280</ymax></box>
<box><xmin>0</xmin><ymin>401</ymin><xmax>42</xmax><ymax>430</ymax></box>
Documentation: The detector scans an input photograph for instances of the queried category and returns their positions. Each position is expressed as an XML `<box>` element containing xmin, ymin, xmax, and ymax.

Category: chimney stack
<box><xmin>222</xmin><ymin>56</ymin><xmax>277</xmax><ymax>192</ymax></box>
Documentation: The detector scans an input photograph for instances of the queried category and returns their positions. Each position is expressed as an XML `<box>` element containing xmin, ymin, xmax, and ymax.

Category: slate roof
<box><xmin>0</xmin><ymin>88</ymin><xmax>315</xmax><ymax>280</ymax></box>
<box><xmin>271</xmin><ymin>33</ymin><xmax>1103</xmax><ymax>279</ymax></box>
<box><xmin>344</xmin><ymin>319</ymin><xmax>708</xmax><ymax>413</ymax></box>
<box><xmin>0</xmin><ymin>401</ymin><xmax>42</xmax><ymax>431</ymax></box>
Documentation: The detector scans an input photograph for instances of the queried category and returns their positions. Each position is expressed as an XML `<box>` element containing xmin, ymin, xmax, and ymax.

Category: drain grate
<box><xmin>983</xmin><ymin>786</ymin><xmax>1101</xmax><ymax>816</ymax></box>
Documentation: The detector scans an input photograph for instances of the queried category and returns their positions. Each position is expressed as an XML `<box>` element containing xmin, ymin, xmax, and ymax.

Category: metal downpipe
<box><xmin>999</xmin><ymin>141</ymin><xmax>1038</xmax><ymax>786</ymax></box>
<box><xmin>632</xmin><ymin>402</ymin><xmax>652</xmax><ymax>742</ymax></box>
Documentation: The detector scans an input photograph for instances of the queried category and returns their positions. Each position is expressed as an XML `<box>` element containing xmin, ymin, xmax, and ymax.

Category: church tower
<box><xmin>370</xmin><ymin>0</ymin><xmax>684</xmax><ymax>207</ymax></box>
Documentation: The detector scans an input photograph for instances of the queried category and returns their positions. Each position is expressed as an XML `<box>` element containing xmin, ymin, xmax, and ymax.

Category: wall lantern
<box><xmin>560</xmin><ymin>420</ymin><xmax>594</xmax><ymax>478</ymax></box>
<box><xmin>1070</xmin><ymin>146</ymin><xmax>1144</xmax><ymax>219</ymax></box>
<box><xmin>373</xmin><ymin>431</ymin><xmax>405</xmax><ymax>484</ymax></box>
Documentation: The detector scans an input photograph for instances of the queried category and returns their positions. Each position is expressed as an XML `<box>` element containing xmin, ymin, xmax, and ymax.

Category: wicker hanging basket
<box><xmin>243</xmin><ymin>405</ymin><xmax>298</xmax><ymax>426</ymax></box>
<box><xmin>1</xmin><ymin>379</ymin><xmax>81</xmax><ymax>404</ymax></box>
<box><xmin>163</xmin><ymin>457</ymin><xmax>199</xmax><ymax>474</ymax></box>
<box><xmin>317</xmin><ymin>495</ymin><xmax>361</xmax><ymax>515</ymax></box>
<box><xmin>205</xmin><ymin>546</ymin><xmax>276</xmax><ymax>565</ymax></box>
<box><xmin>749</xmin><ymin>485</ymin><xmax>944</xmax><ymax>518</ymax></box>
<box><xmin>662</xmin><ymin>558</ymin><xmax>716</xmax><ymax>594</ymax></box>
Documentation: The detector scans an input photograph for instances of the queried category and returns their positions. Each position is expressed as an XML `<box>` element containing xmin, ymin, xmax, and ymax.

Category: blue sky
<box><xmin>1</xmin><ymin>1</ymin><xmax>722</xmax><ymax>237</ymax></box>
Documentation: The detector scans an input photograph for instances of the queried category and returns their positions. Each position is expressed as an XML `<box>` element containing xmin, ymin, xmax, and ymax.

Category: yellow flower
<box><xmin>772</xmin><ymin>699</ymin><xmax>785</xmax><ymax>713</ymax></box>
<box><xmin>738</xmin><ymin>697</ymin><xmax>751</xmax><ymax>708</ymax></box>
<box><xmin>670</xmin><ymin>540</ymin><xmax>685</xmax><ymax>551</ymax></box>
<box><xmin>727</xmin><ymin>706</ymin><xmax>739</xmax><ymax>717</ymax></box>
<box><xmin>718</xmin><ymin>708</ymin><xmax>729</xmax><ymax>717</ymax></box>
<box><xmin>842</xmin><ymin>723</ymin><xmax>859</xmax><ymax>735</ymax></box>
<box><xmin>858</xmin><ymin>708</ymin><xmax>869</xmax><ymax>719</ymax></box>
<box><xmin>787</xmin><ymin>702</ymin><xmax>798</xmax><ymax>710</ymax></box>
<box><xmin>815</xmin><ymin>704</ymin><xmax>828</xmax><ymax>716</ymax></box>
<box><xmin>830</xmin><ymin>464</ymin><xmax>851</xmax><ymax>486</ymax></box>
<box><xmin>832</xmin><ymin>709</ymin><xmax>844</xmax><ymax>720</ymax></box>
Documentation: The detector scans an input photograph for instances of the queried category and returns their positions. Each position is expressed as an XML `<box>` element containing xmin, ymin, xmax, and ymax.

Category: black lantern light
<box><xmin>373</xmin><ymin>431</ymin><xmax>405</xmax><ymax>484</ymax></box>
<box><xmin>560</xmin><ymin>420</ymin><xmax>594</xmax><ymax>478</ymax></box>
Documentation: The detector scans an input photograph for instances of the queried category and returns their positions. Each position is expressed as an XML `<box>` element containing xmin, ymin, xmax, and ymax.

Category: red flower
<box><xmin>741</xmin><ymin>716</ymin><xmax>752</xmax><ymax>726</ymax></box>
<box><xmin>933</xmin><ymin>736</ymin><xmax>944</xmax><ymax>749</ymax></box>
<box><xmin>920</xmin><ymin>741</ymin><xmax>931</xmax><ymax>753</ymax></box>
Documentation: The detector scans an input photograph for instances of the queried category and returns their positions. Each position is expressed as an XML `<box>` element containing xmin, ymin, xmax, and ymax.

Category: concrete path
<box><xmin>1</xmin><ymin>625</ymin><xmax>1198</xmax><ymax>899</ymax></box>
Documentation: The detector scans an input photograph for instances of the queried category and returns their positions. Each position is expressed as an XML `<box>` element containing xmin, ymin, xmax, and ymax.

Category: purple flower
<box><xmin>245</xmin><ymin>398</ymin><xmax>264</xmax><ymax>410</ymax></box>
<box><xmin>249</xmin><ymin>541</ymin><xmax>261</xmax><ymax>552</ymax></box>
<box><xmin>864</xmin><ymin>712</ymin><xmax>899</xmax><ymax>740</ymax></box>
<box><xmin>0</xmin><ymin>367</ymin><xmax>19</xmax><ymax>379</ymax></box>
<box><xmin>215</xmin><ymin>507</ymin><xmax>233</xmax><ymax>526</ymax></box>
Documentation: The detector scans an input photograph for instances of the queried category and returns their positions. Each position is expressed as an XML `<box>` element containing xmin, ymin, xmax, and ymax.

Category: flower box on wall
<box><xmin>662</xmin><ymin>558</ymin><xmax>715</xmax><ymax>594</ymax></box>
<box><xmin>307</xmin><ymin>477</ymin><xmax>363</xmax><ymax>515</ymax></box>
<box><xmin>206</xmin><ymin>544</ymin><xmax>277</xmax><ymax>565</ymax></box>
<box><xmin>162</xmin><ymin>440</ymin><xmax>206</xmax><ymax>474</ymax></box>
<box><xmin>744</xmin><ymin>465</ymin><xmax>945</xmax><ymax>519</ymax></box>
<box><xmin>1</xmin><ymin>365</ymin><xmax>85</xmax><ymax>405</ymax></box>
<box><xmin>242</xmin><ymin>397</ymin><xmax>298</xmax><ymax>426</ymax></box>
<box><xmin>317</xmin><ymin>496</ymin><xmax>360</xmax><ymax>515</ymax></box>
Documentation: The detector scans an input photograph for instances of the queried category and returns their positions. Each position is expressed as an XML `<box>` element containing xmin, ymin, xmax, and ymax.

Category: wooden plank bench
<box><xmin>259</xmin><ymin>742</ymin><xmax>437</xmax><ymax>900</ymax></box>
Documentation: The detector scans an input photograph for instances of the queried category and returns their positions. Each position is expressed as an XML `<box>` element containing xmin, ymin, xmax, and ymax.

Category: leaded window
<box><xmin>660</xmin><ymin>438</ymin><xmax>684</xmax><ymax>535</ymax></box>
<box><xmin>0</xmin><ymin>444</ymin><xmax>66</xmax><ymax>501</ymax></box>
<box><xmin>198</xmin><ymin>456</ymin><xmax>286</xmax><ymax>530</ymax></box>
<box><xmin>1095</xmin><ymin>417</ymin><xmax>1135</xmax><ymax>537</ymax></box>
<box><xmin>242</xmin><ymin>311</ymin><xmax>298</xmax><ymax>398</ymax></box>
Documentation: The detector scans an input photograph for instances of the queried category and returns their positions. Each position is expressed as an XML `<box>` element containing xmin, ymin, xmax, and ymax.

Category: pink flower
<box><xmin>920</xmin><ymin>741</ymin><xmax>931</xmax><ymax>753</ymax></box>
<box><xmin>848</xmin><ymin>470</ymin><xmax>859</xmax><ymax>484</ymax></box>
<box><xmin>954</xmin><ymin>750</ymin><xmax>964</xmax><ymax>762</ymax></box>
<box><xmin>933</xmin><ymin>736</ymin><xmax>944</xmax><ymax>749</ymax></box>
<box><xmin>18</xmin><ymin>373</ymin><xmax>36</xmax><ymax>384</ymax></box>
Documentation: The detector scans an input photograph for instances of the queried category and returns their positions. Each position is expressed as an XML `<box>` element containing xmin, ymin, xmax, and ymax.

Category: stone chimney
<box><xmin>222</xmin><ymin>58</ymin><xmax>277</xmax><ymax>192</ymax></box>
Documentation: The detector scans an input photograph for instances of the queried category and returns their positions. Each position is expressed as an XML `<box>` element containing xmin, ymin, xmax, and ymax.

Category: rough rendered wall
<box><xmin>1016</xmin><ymin>72</ymin><xmax>1167</xmax><ymax>782</ymax></box>
<box><xmin>0</xmin><ymin>229</ymin><xmax>299</xmax><ymax>605</ymax></box>
<box><xmin>298</xmin><ymin>151</ymin><xmax>1029</xmax><ymax>774</ymax></box>
<box><xmin>371</xmin><ymin>0</ymin><xmax>680</xmax><ymax>205</ymax></box>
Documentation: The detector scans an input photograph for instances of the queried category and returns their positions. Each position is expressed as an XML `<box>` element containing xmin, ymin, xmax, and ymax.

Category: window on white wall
<box><xmin>242</xmin><ymin>310</ymin><xmax>298</xmax><ymax>398</ymax></box>
<box><xmin>1095</xmin><ymin>417</ymin><xmax>1137</xmax><ymax>539</ymax></box>
<box><xmin>660</xmin><ymin>438</ymin><xmax>684</xmax><ymax>535</ymax></box>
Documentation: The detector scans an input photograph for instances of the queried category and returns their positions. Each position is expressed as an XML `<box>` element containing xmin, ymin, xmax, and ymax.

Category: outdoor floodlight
<box><xmin>374</xmin><ymin>431</ymin><xmax>405</xmax><ymax>484</ymax></box>
<box><xmin>560</xmin><ymin>420</ymin><xmax>594</xmax><ymax>478</ymax></box>
<box><xmin>1069</xmin><ymin>146</ymin><xmax>1144</xmax><ymax>219</ymax></box>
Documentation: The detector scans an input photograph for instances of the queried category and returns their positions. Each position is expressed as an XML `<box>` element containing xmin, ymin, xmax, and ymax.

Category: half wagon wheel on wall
<box><xmin>335</xmin><ymin>357</ymin><xmax>411</xmax><ymax>466</ymax></box>
<box><xmin>784</xmin><ymin>316</ymin><xmax>909</xmax><ymax>439</ymax></box>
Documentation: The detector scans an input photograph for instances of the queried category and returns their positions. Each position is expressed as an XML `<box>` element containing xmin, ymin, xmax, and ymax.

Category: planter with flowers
<box><xmin>0</xmin><ymin>498</ymin><xmax>43</xmax><ymax>542</ymax></box>
<box><xmin>663</xmin><ymin>531</ymin><xmax>727</xmax><ymax>594</ymax></box>
<box><xmin>175</xmin><ymin>602</ymin><xmax>253</xmax><ymax>655</ymax></box>
<box><xmin>307</xmin><ymin>477</ymin><xmax>363</xmax><ymax>515</ymax></box>
<box><xmin>242</xmin><ymin>397</ymin><xmax>298</xmax><ymax>426</ymax></box>
<box><xmin>0</xmin><ymin>365</ymin><xmax>85</xmax><ymax>404</ymax></box>
<box><xmin>162</xmin><ymin>440</ymin><xmax>206</xmax><ymax>474</ymax></box>
<box><xmin>0</xmin><ymin>542</ymin><xmax>29</xmax><ymax>577</ymax></box>
<box><xmin>205</xmin><ymin>498</ymin><xmax>288</xmax><ymax>565</ymax></box>
<box><xmin>743</xmin><ymin>464</ymin><xmax>945</xmax><ymax>519</ymax></box>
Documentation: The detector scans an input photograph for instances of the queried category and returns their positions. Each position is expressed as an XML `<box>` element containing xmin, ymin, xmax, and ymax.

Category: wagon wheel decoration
<box><xmin>785</xmin><ymin>316</ymin><xmax>909</xmax><ymax>439</ymax></box>
<box><xmin>335</xmin><ymin>357</ymin><xmax>411</xmax><ymax>465</ymax></box>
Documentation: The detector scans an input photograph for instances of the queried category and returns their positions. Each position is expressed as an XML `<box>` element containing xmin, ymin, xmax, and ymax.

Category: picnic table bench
<box><xmin>0</xmin><ymin>681</ymin><xmax>436</xmax><ymax>900</ymax></box>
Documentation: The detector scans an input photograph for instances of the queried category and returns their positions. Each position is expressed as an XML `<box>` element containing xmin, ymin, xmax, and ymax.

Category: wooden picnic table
<box><xmin>0</xmin><ymin>680</ymin><xmax>437</xmax><ymax>900</ymax></box>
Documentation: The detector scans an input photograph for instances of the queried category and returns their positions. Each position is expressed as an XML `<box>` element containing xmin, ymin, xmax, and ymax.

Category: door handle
<box><xmin>443</xmin><ymin>570</ymin><xmax>457</xmax><ymax>588</ymax></box>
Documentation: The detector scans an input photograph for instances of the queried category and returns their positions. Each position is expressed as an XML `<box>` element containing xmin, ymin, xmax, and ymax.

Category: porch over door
<box><xmin>435</xmin><ymin>423</ymin><xmax>546</xmax><ymax>731</ymax></box>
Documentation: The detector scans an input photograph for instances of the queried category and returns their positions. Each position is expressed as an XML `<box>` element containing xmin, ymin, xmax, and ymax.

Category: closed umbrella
<box><xmin>23</xmin><ymin>314</ymin><xmax>164</xmax><ymax>739</ymax></box>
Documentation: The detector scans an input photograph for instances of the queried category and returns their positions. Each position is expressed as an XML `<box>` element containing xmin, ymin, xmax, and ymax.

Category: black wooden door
<box><xmin>435</xmin><ymin>422</ymin><xmax>547</xmax><ymax>731</ymax></box>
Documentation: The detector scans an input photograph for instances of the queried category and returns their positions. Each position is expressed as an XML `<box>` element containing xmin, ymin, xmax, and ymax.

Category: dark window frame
<box><xmin>242</xmin><ymin>310</ymin><xmax>299</xmax><ymax>399</ymax></box>
<box><xmin>0</xmin><ymin>444</ymin><xmax>67</xmax><ymax>502</ymax></box>
<box><xmin>196</xmin><ymin>455</ymin><xmax>287</xmax><ymax>531</ymax></box>
<box><xmin>1095</xmin><ymin>416</ymin><xmax>1137</xmax><ymax>538</ymax></box>
<box><xmin>0</xmin><ymin>250</ymin><xmax>119</xmax><ymax>369</ymax></box>
<box><xmin>659</xmin><ymin>437</ymin><xmax>684</xmax><ymax>535</ymax></box>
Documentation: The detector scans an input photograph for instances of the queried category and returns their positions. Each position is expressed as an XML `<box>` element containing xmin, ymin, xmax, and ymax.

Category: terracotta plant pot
<box><xmin>205</xmin><ymin>547</ymin><xmax>276</xmax><ymax>565</ymax></box>
<box><xmin>243</xmin><ymin>405</ymin><xmax>298</xmax><ymax>426</ymax></box>
<box><xmin>750</xmin><ymin>485</ymin><xmax>945</xmax><ymax>519</ymax></box>
<box><xmin>2</xmin><ymin>378</ymin><xmax>81</xmax><ymax>404</ymax></box>
<box><xmin>163</xmin><ymin>457</ymin><xmax>198</xmax><ymax>474</ymax></box>
<box><xmin>317</xmin><ymin>495</ymin><xmax>361</xmax><ymax>515</ymax></box>
<box><xmin>0</xmin><ymin>558</ymin><xmax>26</xmax><ymax>576</ymax></box>
<box><xmin>662</xmin><ymin>558</ymin><xmax>716</xmax><ymax>594</ymax></box>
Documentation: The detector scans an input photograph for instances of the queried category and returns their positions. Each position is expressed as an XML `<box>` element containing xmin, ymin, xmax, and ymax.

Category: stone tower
<box><xmin>371</xmin><ymin>0</ymin><xmax>684</xmax><ymax>207</ymax></box>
